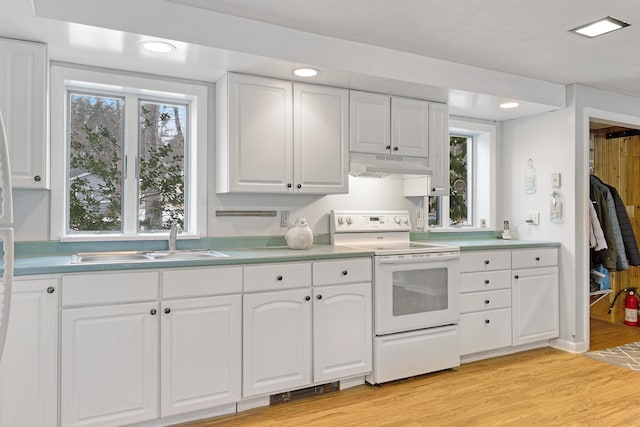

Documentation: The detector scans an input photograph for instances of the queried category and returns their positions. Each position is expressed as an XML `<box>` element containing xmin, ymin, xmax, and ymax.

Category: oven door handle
<box><xmin>376</xmin><ymin>253</ymin><xmax>460</xmax><ymax>264</ymax></box>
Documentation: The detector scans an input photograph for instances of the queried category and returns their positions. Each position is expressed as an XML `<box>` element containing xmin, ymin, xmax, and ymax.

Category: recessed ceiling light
<box><xmin>293</xmin><ymin>67</ymin><xmax>319</xmax><ymax>77</ymax></box>
<box><xmin>570</xmin><ymin>16</ymin><xmax>630</xmax><ymax>38</ymax></box>
<box><xmin>140</xmin><ymin>41</ymin><xmax>176</xmax><ymax>53</ymax></box>
<box><xmin>500</xmin><ymin>102</ymin><xmax>520</xmax><ymax>109</ymax></box>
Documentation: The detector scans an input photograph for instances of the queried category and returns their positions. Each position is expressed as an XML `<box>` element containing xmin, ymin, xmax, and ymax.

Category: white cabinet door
<box><xmin>312</xmin><ymin>283</ymin><xmax>372</xmax><ymax>383</ymax></box>
<box><xmin>0</xmin><ymin>38</ymin><xmax>47</xmax><ymax>188</ymax></box>
<box><xmin>294</xmin><ymin>83</ymin><xmax>349</xmax><ymax>194</ymax></box>
<box><xmin>428</xmin><ymin>102</ymin><xmax>450</xmax><ymax>195</ymax></box>
<box><xmin>160</xmin><ymin>295</ymin><xmax>241</xmax><ymax>417</ymax></box>
<box><xmin>349</xmin><ymin>90</ymin><xmax>390</xmax><ymax>155</ymax></box>
<box><xmin>0</xmin><ymin>279</ymin><xmax>58</xmax><ymax>427</ymax></box>
<box><xmin>61</xmin><ymin>302</ymin><xmax>159</xmax><ymax>427</ymax></box>
<box><xmin>391</xmin><ymin>97</ymin><xmax>429</xmax><ymax>157</ymax></box>
<box><xmin>512</xmin><ymin>266</ymin><xmax>559</xmax><ymax>345</ymax></box>
<box><xmin>217</xmin><ymin>73</ymin><xmax>293</xmax><ymax>193</ymax></box>
<box><xmin>242</xmin><ymin>288</ymin><xmax>312</xmax><ymax>398</ymax></box>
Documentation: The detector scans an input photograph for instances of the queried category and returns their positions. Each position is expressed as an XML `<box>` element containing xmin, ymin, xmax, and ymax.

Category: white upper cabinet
<box><xmin>294</xmin><ymin>83</ymin><xmax>349</xmax><ymax>194</ymax></box>
<box><xmin>0</xmin><ymin>38</ymin><xmax>48</xmax><ymax>189</ymax></box>
<box><xmin>391</xmin><ymin>96</ymin><xmax>429</xmax><ymax>157</ymax></box>
<box><xmin>216</xmin><ymin>73</ymin><xmax>348</xmax><ymax>194</ymax></box>
<box><xmin>428</xmin><ymin>102</ymin><xmax>450</xmax><ymax>196</ymax></box>
<box><xmin>216</xmin><ymin>73</ymin><xmax>293</xmax><ymax>193</ymax></box>
<box><xmin>349</xmin><ymin>91</ymin><xmax>391</xmax><ymax>155</ymax></box>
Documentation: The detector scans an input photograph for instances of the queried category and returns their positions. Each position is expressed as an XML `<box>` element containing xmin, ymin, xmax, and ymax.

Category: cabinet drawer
<box><xmin>461</xmin><ymin>289</ymin><xmax>511</xmax><ymax>314</ymax></box>
<box><xmin>162</xmin><ymin>266</ymin><xmax>242</xmax><ymax>299</ymax></box>
<box><xmin>460</xmin><ymin>270</ymin><xmax>511</xmax><ymax>293</ymax></box>
<box><xmin>460</xmin><ymin>308</ymin><xmax>512</xmax><ymax>356</ymax></box>
<box><xmin>313</xmin><ymin>258</ymin><xmax>371</xmax><ymax>286</ymax></box>
<box><xmin>244</xmin><ymin>262</ymin><xmax>311</xmax><ymax>292</ymax></box>
<box><xmin>460</xmin><ymin>251</ymin><xmax>511</xmax><ymax>272</ymax></box>
<box><xmin>62</xmin><ymin>271</ymin><xmax>159</xmax><ymax>307</ymax></box>
<box><xmin>511</xmin><ymin>248</ymin><xmax>558</xmax><ymax>269</ymax></box>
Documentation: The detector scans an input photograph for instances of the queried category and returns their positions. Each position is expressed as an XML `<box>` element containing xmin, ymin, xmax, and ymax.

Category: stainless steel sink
<box><xmin>145</xmin><ymin>249</ymin><xmax>230</xmax><ymax>260</ymax></box>
<box><xmin>71</xmin><ymin>249</ymin><xmax>230</xmax><ymax>264</ymax></box>
<box><xmin>71</xmin><ymin>251</ymin><xmax>153</xmax><ymax>264</ymax></box>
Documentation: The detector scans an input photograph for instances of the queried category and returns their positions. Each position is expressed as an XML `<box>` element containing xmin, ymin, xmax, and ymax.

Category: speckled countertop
<box><xmin>10</xmin><ymin>233</ymin><xmax>560</xmax><ymax>276</ymax></box>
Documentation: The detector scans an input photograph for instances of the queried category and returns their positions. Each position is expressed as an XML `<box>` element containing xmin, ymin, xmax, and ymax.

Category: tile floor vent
<box><xmin>270</xmin><ymin>382</ymin><xmax>339</xmax><ymax>405</ymax></box>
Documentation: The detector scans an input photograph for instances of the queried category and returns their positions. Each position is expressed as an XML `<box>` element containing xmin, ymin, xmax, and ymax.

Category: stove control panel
<box><xmin>331</xmin><ymin>210</ymin><xmax>411</xmax><ymax>233</ymax></box>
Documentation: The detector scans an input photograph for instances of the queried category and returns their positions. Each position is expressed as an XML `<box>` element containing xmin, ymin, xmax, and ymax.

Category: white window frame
<box><xmin>430</xmin><ymin>117</ymin><xmax>497</xmax><ymax>231</ymax></box>
<box><xmin>50</xmin><ymin>64</ymin><xmax>208</xmax><ymax>241</ymax></box>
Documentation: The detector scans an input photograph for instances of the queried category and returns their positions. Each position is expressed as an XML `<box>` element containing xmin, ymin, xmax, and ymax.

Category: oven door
<box><xmin>374</xmin><ymin>253</ymin><xmax>460</xmax><ymax>335</ymax></box>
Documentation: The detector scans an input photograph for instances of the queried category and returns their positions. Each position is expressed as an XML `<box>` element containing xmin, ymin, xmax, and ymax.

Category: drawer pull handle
<box><xmin>485</xmin><ymin>319</ymin><xmax>490</xmax><ymax>324</ymax></box>
<box><xmin>150</xmin><ymin>309</ymin><xmax>157</xmax><ymax>315</ymax></box>
<box><xmin>484</xmin><ymin>299</ymin><xmax>490</xmax><ymax>304</ymax></box>
<box><xmin>535</xmin><ymin>256</ymin><xmax>541</xmax><ymax>261</ymax></box>
<box><xmin>514</xmin><ymin>275</ymin><xmax>519</xmax><ymax>279</ymax></box>
<box><xmin>277</xmin><ymin>275</ymin><xmax>283</xmax><ymax>281</ymax></box>
<box><xmin>484</xmin><ymin>279</ymin><xmax>490</xmax><ymax>284</ymax></box>
<box><xmin>484</xmin><ymin>260</ymin><xmax>490</xmax><ymax>265</ymax></box>
<box><xmin>342</xmin><ymin>270</ymin><xmax>348</xmax><ymax>276</ymax></box>
<box><xmin>305</xmin><ymin>296</ymin><xmax>311</xmax><ymax>301</ymax></box>
<box><xmin>46</xmin><ymin>286</ymin><xmax>55</xmax><ymax>294</ymax></box>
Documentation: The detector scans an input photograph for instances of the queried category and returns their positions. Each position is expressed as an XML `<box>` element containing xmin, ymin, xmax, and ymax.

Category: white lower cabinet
<box><xmin>243</xmin><ymin>288</ymin><xmax>312</xmax><ymax>398</ymax></box>
<box><xmin>61</xmin><ymin>301</ymin><xmax>160</xmax><ymax>427</ymax></box>
<box><xmin>512</xmin><ymin>266</ymin><xmax>559</xmax><ymax>345</ymax></box>
<box><xmin>459</xmin><ymin>247</ymin><xmax>559</xmax><ymax>358</ymax></box>
<box><xmin>0</xmin><ymin>278</ymin><xmax>58</xmax><ymax>427</ymax></box>
<box><xmin>160</xmin><ymin>294</ymin><xmax>241</xmax><ymax>417</ymax></box>
<box><xmin>242</xmin><ymin>258</ymin><xmax>372</xmax><ymax>398</ymax></box>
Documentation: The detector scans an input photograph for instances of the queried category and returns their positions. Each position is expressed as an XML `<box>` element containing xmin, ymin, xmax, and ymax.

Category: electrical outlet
<box><xmin>280</xmin><ymin>210</ymin><xmax>290</xmax><ymax>227</ymax></box>
<box><xmin>528</xmin><ymin>211</ymin><xmax>540</xmax><ymax>225</ymax></box>
<box><xmin>551</xmin><ymin>173</ymin><xmax>561</xmax><ymax>188</ymax></box>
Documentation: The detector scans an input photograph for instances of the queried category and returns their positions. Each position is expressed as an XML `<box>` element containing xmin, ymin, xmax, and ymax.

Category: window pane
<box><xmin>449</xmin><ymin>135</ymin><xmax>471</xmax><ymax>226</ymax></box>
<box><xmin>68</xmin><ymin>92</ymin><xmax>124</xmax><ymax>232</ymax></box>
<box><xmin>138</xmin><ymin>101</ymin><xmax>187</xmax><ymax>232</ymax></box>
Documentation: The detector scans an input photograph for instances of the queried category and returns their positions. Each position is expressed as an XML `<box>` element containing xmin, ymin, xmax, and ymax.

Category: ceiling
<box><xmin>5</xmin><ymin>0</ymin><xmax>640</xmax><ymax>121</ymax></box>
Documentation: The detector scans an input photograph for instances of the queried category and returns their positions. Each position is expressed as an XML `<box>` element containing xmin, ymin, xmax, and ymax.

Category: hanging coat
<box><xmin>606</xmin><ymin>183</ymin><xmax>640</xmax><ymax>266</ymax></box>
<box><xmin>590</xmin><ymin>177</ymin><xmax>617</xmax><ymax>270</ymax></box>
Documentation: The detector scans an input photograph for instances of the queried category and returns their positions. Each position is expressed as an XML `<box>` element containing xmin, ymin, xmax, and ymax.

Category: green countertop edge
<box><xmin>10</xmin><ymin>232</ymin><xmax>560</xmax><ymax>276</ymax></box>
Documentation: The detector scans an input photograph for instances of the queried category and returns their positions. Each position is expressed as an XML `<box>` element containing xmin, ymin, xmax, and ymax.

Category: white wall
<box><xmin>502</xmin><ymin>108</ymin><xmax>577</xmax><ymax>348</ymax></box>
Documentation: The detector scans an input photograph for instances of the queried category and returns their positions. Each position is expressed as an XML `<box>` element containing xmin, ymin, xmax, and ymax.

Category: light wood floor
<box><xmin>180</xmin><ymin>320</ymin><xmax>640</xmax><ymax>426</ymax></box>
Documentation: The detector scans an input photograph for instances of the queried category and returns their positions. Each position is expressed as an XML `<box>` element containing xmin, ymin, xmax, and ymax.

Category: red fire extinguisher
<box><xmin>625</xmin><ymin>290</ymin><xmax>639</xmax><ymax>326</ymax></box>
<box><xmin>608</xmin><ymin>287</ymin><xmax>639</xmax><ymax>326</ymax></box>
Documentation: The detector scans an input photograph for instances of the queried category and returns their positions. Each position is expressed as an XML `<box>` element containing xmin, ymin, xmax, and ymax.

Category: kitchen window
<box><xmin>50</xmin><ymin>65</ymin><xmax>209</xmax><ymax>240</ymax></box>
<box><xmin>429</xmin><ymin>118</ymin><xmax>497</xmax><ymax>230</ymax></box>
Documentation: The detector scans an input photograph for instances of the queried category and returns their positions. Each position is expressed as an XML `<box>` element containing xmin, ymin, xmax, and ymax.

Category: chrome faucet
<box><xmin>169</xmin><ymin>223</ymin><xmax>182</xmax><ymax>251</ymax></box>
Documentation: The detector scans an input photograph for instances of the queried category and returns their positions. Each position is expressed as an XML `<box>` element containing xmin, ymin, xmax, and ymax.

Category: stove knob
<box><xmin>402</xmin><ymin>216</ymin><xmax>409</xmax><ymax>224</ymax></box>
<box><xmin>346</xmin><ymin>216</ymin><xmax>353</xmax><ymax>225</ymax></box>
<box><xmin>337</xmin><ymin>216</ymin><xmax>344</xmax><ymax>225</ymax></box>
<box><xmin>394</xmin><ymin>216</ymin><xmax>401</xmax><ymax>224</ymax></box>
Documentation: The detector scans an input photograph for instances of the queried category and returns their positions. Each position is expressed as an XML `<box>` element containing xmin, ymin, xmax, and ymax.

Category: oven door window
<box><xmin>392</xmin><ymin>268</ymin><xmax>448</xmax><ymax>316</ymax></box>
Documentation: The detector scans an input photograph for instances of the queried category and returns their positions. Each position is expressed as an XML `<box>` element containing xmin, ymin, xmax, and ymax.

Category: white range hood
<box><xmin>349</xmin><ymin>152</ymin><xmax>432</xmax><ymax>178</ymax></box>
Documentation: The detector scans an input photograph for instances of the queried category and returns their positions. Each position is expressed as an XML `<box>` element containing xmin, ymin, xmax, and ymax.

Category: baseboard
<box><xmin>550</xmin><ymin>338</ymin><xmax>587</xmax><ymax>354</ymax></box>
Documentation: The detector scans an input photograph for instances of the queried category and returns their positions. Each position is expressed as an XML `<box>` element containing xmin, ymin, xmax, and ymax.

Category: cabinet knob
<box><xmin>342</xmin><ymin>270</ymin><xmax>348</xmax><ymax>276</ymax></box>
<box><xmin>484</xmin><ymin>260</ymin><xmax>490</xmax><ymax>265</ymax></box>
<box><xmin>150</xmin><ymin>309</ymin><xmax>157</xmax><ymax>315</ymax></box>
<box><xmin>385</xmin><ymin>145</ymin><xmax>391</xmax><ymax>150</ymax></box>
<box><xmin>393</xmin><ymin>146</ymin><xmax>399</xmax><ymax>151</ymax></box>
<box><xmin>484</xmin><ymin>279</ymin><xmax>490</xmax><ymax>284</ymax></box>
<box><xmin>514</xmin><ymin>275</ymin><xmax>519</xmax><ymax>279</ymax></box>
<box><xmin>46</xmin><ymin>286</ymin><xmax>55</xmax><ymax>294</ymax></box>
<box><xmin>34</xmin><ymin>175</ymin><xmax>41</xmax><ymax>182</ymax></box>
<box><xmin>287</xmin><ymin>183</ymin><xmax>292</xmax><ymax>188</ymax></box>
<box><xmin>317</xmin><ymin>294</ymin><xmax>323</xmax><ymax>300</ymax></box>
<box><xmin>484</xmin><ymin>299</ymin><xmax>490</xmax><ymax>304</ymax></box>
<box><xmin>296</xmin><ymin>184</ymin><xmax>302</xmax><ymax>189</ymax></box>
<box><xmin>485</xmin><ymin>319</ymin><xmax>490</xmax><ymax>324</ymax></box>
<box><xmin>305</xmin><ymin>296</ymin><xmax>311</xmax><ymax>301</ymax></box>
<box><xmin>164</xmin><ymin>308</ymin><xmax>171</xmax><ymax>314</ymax></box>
<box><xmin>535</xmin><ymin>256</ymin><xmax>541</xmax><ymax>261</ymax></box>
<box><xmin>431</xmin><ymin>188</ymin><xmax>436</xmax><ymax>192</ymax></box>
<box><xmin>276</xmin><ymin>275</ymin><xmax>283</xmax><ymax>281</ymax></box>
